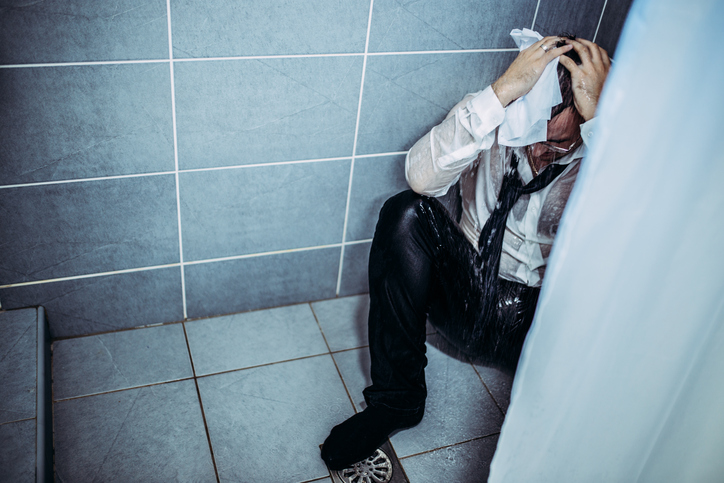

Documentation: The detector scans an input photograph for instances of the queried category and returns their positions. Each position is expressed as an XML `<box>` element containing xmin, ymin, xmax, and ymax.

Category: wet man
<box><xmin>321</xmin><ymin>35</ymin><xmax>611</xmax><ymax>470</ymax></box>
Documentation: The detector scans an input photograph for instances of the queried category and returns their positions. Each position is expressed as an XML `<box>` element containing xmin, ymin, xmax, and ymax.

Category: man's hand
<box><xmin>492</xmin><ymin>36</ymin><xmax>573</xmax><ymax>108</ymax></box>
<box><xmin>558</xmin><ymin>38</ymin><xmax>611</xmax><ymax>121</ymax></box>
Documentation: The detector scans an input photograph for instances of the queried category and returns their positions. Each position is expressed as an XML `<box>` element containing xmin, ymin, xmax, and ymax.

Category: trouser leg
<box><xmin>362</xmin><ymin>190</ymin><xmax>541</xmax><ymax>413</ymax></box>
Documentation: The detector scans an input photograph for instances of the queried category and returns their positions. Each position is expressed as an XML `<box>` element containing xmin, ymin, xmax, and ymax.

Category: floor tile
<box><xmin>400</xmin><ymin>434</ymin><xmax>499</xmax><ymax>483</ymax></box>
<box><xmin>333</xmin><ymin>339</ymin><xmax>503</xmax><ymax>458</ymax></box>
<box><xmin>0</xmin><ymin>419</ymin><xmax>36</xmax><ymax>481</ymax></box>
<box><xmin>473</xmin><ymin>365</ymin><xmax>514</xmax><ymax>414</ymax></box>
<box><xmin>53</xmin><ymin>380</ymin><xmax>215</xmax><ymax>482</ymax></box>
<box><xmin>186</xmin><ymin>304</ymin><xmax>328</xmax><ymax>376</ymax></box>
<box><xmin>311</xmin><ymin>295</ymin><xmax>370</xmax><ymax>352</ymax></box>
<box><xmin>331</xmin><ymin>347</ymin><xmax>371</xmax><ymax>412</ymax></box>
<box><xmin>52</xmin><ymin>324</ymin><xmax>192</xmax><ymax>400</ymax></box>
<box><xmin>0</xmin><ymin>309</ymin><xmax>36</xmax><ymax>424</ymax></box>
<box><xmin>389</xmin><ymin>338</ymin><xmax>503</xmax><ymax>457</ymax></box>
<box><xmin>198</xmin><ymin>355</ymin><xmax>354</xmax><ymax>483</ymax></box>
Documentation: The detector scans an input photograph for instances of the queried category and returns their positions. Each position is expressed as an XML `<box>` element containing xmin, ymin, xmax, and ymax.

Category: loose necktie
<box><xmin>477</xmin><ymin>152</ymin><xmax>567</xmax><ymax>301</ymax></box>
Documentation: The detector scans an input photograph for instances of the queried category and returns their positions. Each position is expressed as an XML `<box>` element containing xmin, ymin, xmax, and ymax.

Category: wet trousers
<box><xmin>362</xmin><ymin>190</ymin><xmax>540</xmax><ymax>414</ymax></box>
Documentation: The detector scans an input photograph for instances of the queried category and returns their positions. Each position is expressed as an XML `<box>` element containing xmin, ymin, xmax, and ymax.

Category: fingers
<box><xmin>564</xmin><ymin>38</ymin><xmax>610</xmax><ymax>68</ymax></box>
<box><xmin>545</xmin><ymin>43</ymin><xmax>573</xmax><ymax>62</ymax></box>
<box><xmin>557</xmin><ymin>54</ymin><xmax>578</xmax><ymax>73</ymax></box>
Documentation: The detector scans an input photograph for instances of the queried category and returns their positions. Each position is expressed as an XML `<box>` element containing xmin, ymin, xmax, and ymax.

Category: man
<box><xmin>321</xmin><ymin>35</ymin><xmax>611</xmax><ymax>470</ymax></box>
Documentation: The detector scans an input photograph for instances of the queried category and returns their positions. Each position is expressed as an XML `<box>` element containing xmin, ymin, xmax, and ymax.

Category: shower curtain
<box><xmin>488</xmin><ymin>0</ymin><xmax>724</xmax><ymax>481</ymax></box>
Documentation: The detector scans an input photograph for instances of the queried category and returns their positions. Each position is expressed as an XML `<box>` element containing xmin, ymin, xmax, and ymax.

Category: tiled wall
<box><xmin>0</xmin><ymin>0</ymin><xmax>632</xmax><ymax>338</ymax></box>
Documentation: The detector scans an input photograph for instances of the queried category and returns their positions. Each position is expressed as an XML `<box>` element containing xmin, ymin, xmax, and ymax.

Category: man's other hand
<box><xmin>558</xmin><ymin>38</ymin><xmax>611</xmax><ymax>121</ymax></box>
<box><xmin>491</xmin><ymin>36</ymin><xmax>573</xmax><ymax>108</ymax></box>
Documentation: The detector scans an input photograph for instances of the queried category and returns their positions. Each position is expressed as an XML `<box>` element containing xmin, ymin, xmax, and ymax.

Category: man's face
<box><xmin>527</xmin><ymin>107</ymin><xmax>583</xmax><ymax>165</ymax></box>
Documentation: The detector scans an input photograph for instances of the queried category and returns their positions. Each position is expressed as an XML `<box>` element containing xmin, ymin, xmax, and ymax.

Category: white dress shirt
<box><xmin>405</xmin><ymin>86</ymin><xmax>595</xmax><ymax>287</ymax></box>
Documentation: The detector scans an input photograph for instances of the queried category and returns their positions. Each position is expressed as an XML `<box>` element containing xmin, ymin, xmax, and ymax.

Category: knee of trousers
<box><xmin>375</xmin><ymin>190</ymin><xmax>433</xmax><ymax>243</ymax></box>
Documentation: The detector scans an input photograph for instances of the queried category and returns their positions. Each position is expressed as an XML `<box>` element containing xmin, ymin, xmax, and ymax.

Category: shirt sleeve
<box><xmin>580</xmin><ymin>117</ymin><xmax>596</xmax><ymax>148</ymax></box>
<box><xmin>405</xmin><ymin>86</ymin><xmax>506</xmax><ymax>197</ymax></box>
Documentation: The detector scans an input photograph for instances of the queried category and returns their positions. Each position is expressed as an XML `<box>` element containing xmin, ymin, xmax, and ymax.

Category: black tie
<box><xmin>477</xmin><ymin>152</ymin><xmax>567</xmax><ymax>290</ymax></box>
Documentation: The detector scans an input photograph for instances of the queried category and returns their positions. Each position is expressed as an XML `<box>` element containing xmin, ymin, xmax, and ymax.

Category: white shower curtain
<box><xmin>488</xmin><ymin>0</ymin><xmax>724</xmax><ymax>481</ymax></box>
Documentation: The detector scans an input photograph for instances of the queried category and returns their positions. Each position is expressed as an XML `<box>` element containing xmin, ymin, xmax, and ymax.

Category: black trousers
<box><xmin>362</xmin><ymin>190</ymin><xmax>540</xmax><ymax>414</ymax></box>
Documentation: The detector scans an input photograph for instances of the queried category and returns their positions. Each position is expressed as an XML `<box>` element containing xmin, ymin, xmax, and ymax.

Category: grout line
<box><xmin>531</xmin><ymin>0</ymin><xmax>542</xmax><ymax>30</ymax></box>
<box><xmin>593</xmin><ymin>0</ymin><xmax>609</xmax><ymax>43</ymax></box>
<box><xmin>0</xmin><ymin>49</ymin><xmax>520</xmax><ymax>70</ymax></box>
<box><xmin>181</xmin><ymin>320</ymin><xmax>221</xmax><ymax>483</ymax></box>
<box><xmin>0</xmin><ymin>59</ymin><xmax>169</xmax><ymax>69</ymax></box>
<box><xmin>471</xmin><ymin>364</ymin><xmax>506</xmax><ymax>417</ymax></box>
<box><xmin>0</xmin><ymin>263</ymin><xmax>181</xmax><ymax>289</ymax></box>
<box><xmin>398</xmin><ymin>432</ymin><xmax>501</xmax><ymax>460</ymax></box>
<box><xmin>193</xmin><ymin>352</ymin><xmax>331</xmax><ymax>380</ymax></box>
<box><xmin>298</xmin><ymin>477</ymin><xmax>332</xmax><ymax>483</ymax></box>
<box><xmin>0</xmin><ymin>240</ymin><xmax>372</xmax><ymax>290</ymax></box>
<box><xmin>166</xmin><ymin>0</ymin><xmax>187</xmax><ymax>320</ymax></box>
<box><xmin>52</xmin><ymin>377</ymin><xmax>196</xmax><ymax>403</ymax></box>
<box><xmin>0</xmin><ymin>171</ymin><xmax>176</xmax><ymax>190</ymax></box>
<box><xmin>309</xmin><ymin>303</ymin><xmax>358</xmax><ymax>413</ymax></box>
<box><xmin>0</xmin><ymin>417</ymin><xmax>37</xmax><ymax>427</ymax></box>
<box><xmin>336</xmin><ymin>0</ymin><xmax>376</xmax><ymax>296</ymax></box>
<box><xmin>0</xmin><ymin>153</ymin><xmax>408</xmax><ymax>191</ymax></box>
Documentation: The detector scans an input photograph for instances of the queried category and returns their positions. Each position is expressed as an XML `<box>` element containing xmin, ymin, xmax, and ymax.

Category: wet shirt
<box><xmin>405</xmin><ymin>86</ymin><xmax>595</xmax><ymax>287</ymax></box>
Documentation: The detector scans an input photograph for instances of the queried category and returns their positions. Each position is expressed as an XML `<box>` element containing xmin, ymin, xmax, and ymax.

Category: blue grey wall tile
<box><xmin>401</xmin><ymin>434</ymin><xmax>499</xmax><ymax>483</ymax></box>
<box><xmin>180</xmin><ymin>161</ymin><xmax>349</xmax><ymax>261</ymax></box>
<box><xmin>52</xmin><ymin>324</ymin><xmax>192</xmax><ymax>400</ymax></box>
<box><xmin>533</xmin><ymin>0</ymin><xmax>607</xmax><ymax>39</ymax></box>
<box><xmin>0</xmin><ymin>419</ymin><xmax>35</xmax><ymax>481</ymax></box>
<box><xmin>185</xmin><ymin>304</ymin><xmax>328</xmax><ymax>376</ymax></box>
<box><xmin>197</xmin><ymin>356</ymin><xmax>353</xmax><ymax>482</ymax></box>
<box><xmin>347</xmin><ymin>155</ymin><xmax>408</xmax><ymax>241</ymax></box>
<box><xmin>368</xmin><ymin>0</ymin><xmax>537</xmax><ymax>52</ymax></box>
<box><xmin>0</xmin><ymin>309</ymin><xmax>36</xmax><ymax>424</ymax></box>
<box><xmin>0</xmin><ymin>268</ymin><xmax>184</xmax><ymax>338</ymax></box>
<box><xmin>0</xmin><ymin>176</ymin><xmax>179</xmax><ymax>284</ymax></box>
<box><xmin>170</xmin><ymin>0</ymin><xmax>369</xmax><ymax>57</ymax></box>
<box><xmin>53</xmin><ymin>380</ymin><xmax>216</xmax><ymax>482</ymax></box>
<box><xmin>0</xmin><ymin>64</ymin><xmax>174</xmax><ymax>185</ymax></box>
<box><xmin>356</xmin><ymin>51</ymin><xmax>517</xmax><ymax>155</ymax></box>
<box><xmin>0</xmin><ymin>0</ymin><xmax>168</xmax><ymax>64</ymax></box>
<box><xmin>184</xmin><ymin>248</ymin><xmax>340</xmax><ymax>319</ymax></box>
<box><xmin>339</xmin><ymin>242</ymin><xmax>371</xmax><ymax>296</ymax></box>
<box><xmin>595</xmin><ymin>0</ymin><xmax>634</xmax><ymax>58</ymax></box>
<box><xmin>174</xmin><ymin>56</ymin><xmax>362</xmax><ymax>170</ymax></box>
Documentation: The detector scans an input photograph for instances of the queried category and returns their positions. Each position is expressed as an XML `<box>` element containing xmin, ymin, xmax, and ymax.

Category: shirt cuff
<box><xmin>580</xmin><ymin>117</ymin><xmax>596</xmax><ymax>147</ymax></box>
<box><xmin>464</xmin><ymin>86</ymin><xmax>506</xmax><ymax>139</ymax></box>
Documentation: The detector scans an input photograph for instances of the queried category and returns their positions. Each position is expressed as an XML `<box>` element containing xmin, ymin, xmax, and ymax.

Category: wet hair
<box><xmin>551</xmin><ymin>34</ymin><xmax>583</xmax><ymax>119</ymax></box>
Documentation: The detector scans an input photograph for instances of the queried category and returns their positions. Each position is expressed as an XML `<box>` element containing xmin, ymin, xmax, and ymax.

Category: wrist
<box><xmin>492</xmin><ymin>81</ymin><xmax>512</xmax><ymax>108</ymax></box>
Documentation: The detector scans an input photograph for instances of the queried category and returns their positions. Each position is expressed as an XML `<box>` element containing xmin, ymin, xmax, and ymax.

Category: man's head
<box><xmin>528</xmin><ymin>35</ymin><xmax>585</xmax><ymax>166</ymax></box>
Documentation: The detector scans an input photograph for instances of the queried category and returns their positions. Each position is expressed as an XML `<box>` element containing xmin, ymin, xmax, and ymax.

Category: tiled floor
<box><xmin>50</xmin><ymin>294</ymin><xmax>513</xmax><ymax>483</ymax></box>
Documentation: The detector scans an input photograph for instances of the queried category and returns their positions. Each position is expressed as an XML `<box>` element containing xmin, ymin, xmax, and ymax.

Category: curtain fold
<box><xmin>488</xmin><ymin>0</ymin><xmax>724</xmax><ymax>481</ymax></box>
